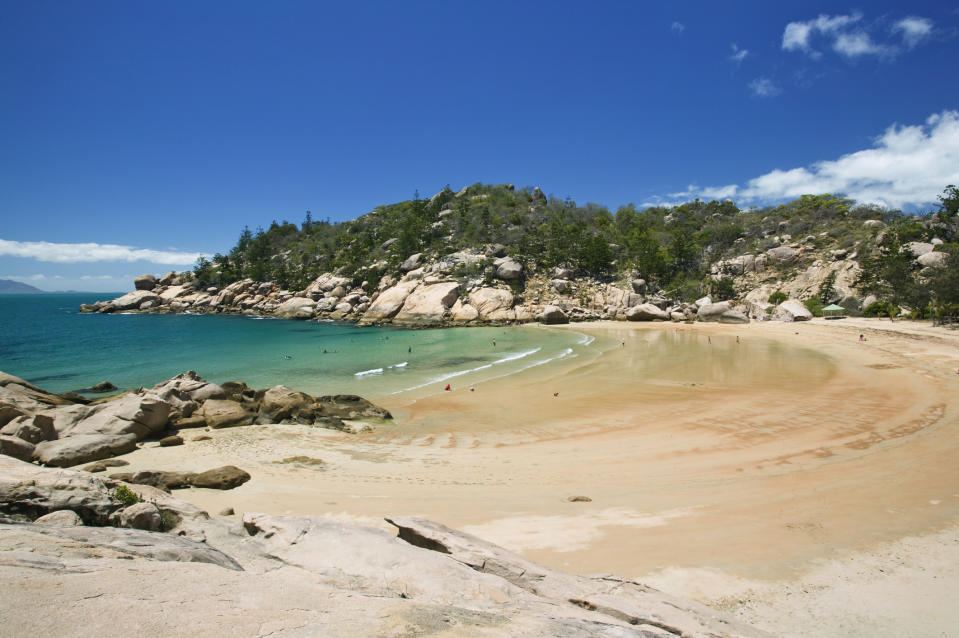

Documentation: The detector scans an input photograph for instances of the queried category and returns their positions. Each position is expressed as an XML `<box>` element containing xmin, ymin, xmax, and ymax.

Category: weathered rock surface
<box><xmin>0</xmin><ymin>456</ymin><xmax>771</xmax><ymax>638</ymax></box>
<box><xmin>0</xmin><ymin>455</ymin><xmax>207</xmax><ymax>526</ymax></box>
<box><xmin>0</xmin><ymin>435</ymin><xmax>34</xmax><ymax>462</ymax></box>
<box><xmin>905</xmin><ymin>241</ymin><xmax>934</xmax><ymax>257</ymax></box>
<box><xmin>697</xmin><ymin>302</ymin><xmax>750</xmax><ymax>324</ymax></box>
<box><xmin>776</xmin><ymin>299</ymin><xmax>813</xmax><ymax>322</ymax></box>
<box><xmin>82</xmin><ymin>459</ymin><xmax>129</xmax><ymax>473</ymax></box>
<box><xmin>626</xmin><ymin>303</ymin><xmax>668</xmax><ymax>321</ymax></box>
<box><xmin>766</xmin><ymin>246</ymin><xmax>799</xmax><ymax>264</ymax></box>
<box><xmin>314</xmin><ymin>395</ymin><xmax>393</xmax><ymax>421</ymax></box>
<box><xmin>0</xmin><ymin>414</ymin><xmax>56</xmax><ymax>444</ymax></box>
<box><xmin>494</xmin><ymin>257</ymin><xmax>524</xmax><ymax>281</ymax></box>
<box><xmin>468</xmin><ymin>287</ymin><xmax>515</xmax><ymax>321</ymax></box>
<box><xmin>199</xmin><ymin>399</ymin><xmax>253</xmax><ymax>429</ymax></box>
<box><xmin>450</xmin><ymin>298</ymin><xmax>480</xmax><ymax>322</ymax></box>
<box><xmin>119</xmin><ymin>502</ymin><xmax>162</xmax><ymax>531</ymax></box>
<box><xmin>109</xmin><ymin>470</ymin><xmax>196</xmax><ymax>491</ymax></box>
<box><xmin>0</xmin><ymin>521</ymin><xmax>241</xmax><ymax>569</ymax></box>
<box><xmin>360</xmin><ymin>279</ymin><xmax>419</xmax><ymax>324</ymax></box>
<box><xmin>387</xmin><ymin>516</ymin><xmax>772</xmax><ymax>638</ymax></box>
<box><xmin>33</xmin><ymin>433</ymin><xmax>138</xmax><ymax>468</ymax></box>
<box><xmin>917</xmin><ymin>251</ymin><xmax>947</xmax><ymax>268</ymax></box>
<box><xmin>538</xmin><ymin>305</ymin><xmax>569</xmax><ymax>324</ymax></box>
<box><xmin>393</xmin><ymin>282</ymin><xmax>460</xmax><ymax>325</ymax></box>
<box><xmin>108</xmin><ymin>290</ymin><xmax>160</xmax><ymax>311</ymax></box>
<box><xmin>191</xmin><ymin>466</ymin><xmax>251</xmax><ymax>490</ymax></box>
<box><xmin>274</xmin><ymin>297</ymin><xmax>315</xmax><ymax>319</ymax></box>
<box><xmin>110</xmin><ymin>466</ymin><xmax>250</xmax><ymax>492</ymax></box>
<box><xmin>399</xmin><ymin>252</ymin><xmax>422</xmax><ymax>272</ymax></box>
<box><xmin>134</xmin><ymin>274</ymin><xmax>157</xmax><ymax>290</ymax></box>
<box><xmin>34</xmin><ymin>509</ymin><xmax>84</xmax><ymax>526</ymax></box>
<box><xmin>64</xmin><ymin>393</ymin><xmax>171</xmax><ymax>439</ymax></box>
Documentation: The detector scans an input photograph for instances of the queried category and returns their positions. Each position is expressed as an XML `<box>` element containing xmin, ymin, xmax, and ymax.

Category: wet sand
<box><xmin>119</xmin><ymin>318</ymin><xmax>959</xmax><ymax>637</ymax></box>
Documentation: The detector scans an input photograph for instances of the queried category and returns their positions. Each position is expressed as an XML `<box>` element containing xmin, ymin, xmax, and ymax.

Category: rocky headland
<box><xmin>76</xmin><ymin>255</ymin><xmax>846</xmax><ymax>328</ymax></box>
<box><xmin>77</xmin><ymin>183</ymin><xmax>957</xmax><ymax>328</ymax></box>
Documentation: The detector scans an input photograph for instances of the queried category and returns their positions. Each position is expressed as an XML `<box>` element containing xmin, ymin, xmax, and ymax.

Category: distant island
<box><xmin>0</xmin><ymin>279</ymin><xmax>45</xmax><ymax>294</ymax></box>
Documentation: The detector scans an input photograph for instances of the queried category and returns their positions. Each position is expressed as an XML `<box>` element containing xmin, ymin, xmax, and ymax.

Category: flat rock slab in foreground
<box><xmin>0</xmin><ymin>457</ymin><xmax>772</xmax><ymax>637</ymax></box>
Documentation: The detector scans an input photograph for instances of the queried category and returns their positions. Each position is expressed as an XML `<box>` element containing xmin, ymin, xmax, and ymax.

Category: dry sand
<box><xmin>119</xmin><ymin>317</ymin><xmax>959</xmax><ymax>637</ymax></box>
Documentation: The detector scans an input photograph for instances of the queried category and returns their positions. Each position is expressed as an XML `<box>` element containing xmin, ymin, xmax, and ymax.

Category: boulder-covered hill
<box><xmin>83</xmin><ymin>183</ymin><xmax>959</xmax><ymax>324</ymax></box>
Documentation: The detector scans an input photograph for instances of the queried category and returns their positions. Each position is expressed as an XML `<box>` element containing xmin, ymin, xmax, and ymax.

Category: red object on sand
<box><xmin>444</xmin><ymin>384</ymin><xmax>451</xmax><ymax>391</ymax></box>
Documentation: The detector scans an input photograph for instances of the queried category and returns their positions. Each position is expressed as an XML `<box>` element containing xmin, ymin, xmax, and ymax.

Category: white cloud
<box><xmin>893</xmin><ymin>16</ymin><xmax>933</xmax><ymax>47</ymax></box>
<box><xmin>729</xmin><ymin>43</ymin><xmax>749</xmax><ymax>64</ymax></box>
<box><xmin>671</xmin><ymin>21</ymin><xmax>685</xmax><ymax>34</ymax></box>
<box><xmin>783</xmin><ymin>13</ymin><xmax>862</xmax><ymax>57</ymax></box>
<box><xmin>782</xmin><ymin>12</ymin><xmax>905</xmax><ymax>59</ymax></box>
<box><xmin>782</xmin><ymin>21</ymin><xmax>811</xmax><ymax>51</ymax></box>
<box><xmin>680</xmin><ymin>110</ymin><xmax>959</xmax><ymax>209</ymax></box>
<box><xmin>80</xmin><ymin>275</ymin><xmax>118</xmax><ymax>280</ymax></box>
<box><xmin>700</xmin><ymin>184</ymin><xmax>739</xmax><ymax>200</ymax></box>
<box><xmin>833</xmin><ymin>31</ymin><xmax>886</xmax><ymax>57</ymax></box>
<box><xmin>749</xmin><ymin>77</ymin><xmax>781</xmax><ymax>98</ymax></box>
<box><xmin>0</xmin><ymin>239</ymin><xmax>205</xmax><ymax>265</ymax></box>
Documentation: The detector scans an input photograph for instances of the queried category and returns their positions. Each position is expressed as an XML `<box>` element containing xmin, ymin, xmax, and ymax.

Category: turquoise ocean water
<box><xmin>0</xmin><ymin>294</ymin><xmax>594</xmax><ymax>401</ymax></box>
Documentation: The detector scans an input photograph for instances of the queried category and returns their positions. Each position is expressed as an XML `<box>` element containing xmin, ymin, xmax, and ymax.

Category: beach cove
<box><xmin>96</xmin><ymin>316</ymin><xmax>959</xmax><ymax>638</ymax></box>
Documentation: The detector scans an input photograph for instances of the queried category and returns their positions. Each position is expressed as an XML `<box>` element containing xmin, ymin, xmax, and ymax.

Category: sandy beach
<box><xmin>117</xmin><ymin>317</ymin><xmax>959</xmax><ymax>637</ymax></box>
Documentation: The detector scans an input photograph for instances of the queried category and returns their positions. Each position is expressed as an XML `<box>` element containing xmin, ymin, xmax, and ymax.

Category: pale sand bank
<box><xmin>118</xmin><ymin>317</ymin><xmax>959</xmax><ymax>637</ymax></box>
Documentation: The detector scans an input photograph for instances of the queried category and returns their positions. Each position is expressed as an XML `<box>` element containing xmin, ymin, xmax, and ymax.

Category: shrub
<box><xmin>113</xmin><ymin>485</ymin><xmax>140</xmax><ymax>507</ymax></box>
<box><xmin>863</xmin><ymin>301</ymin><xmax>900</xmax><ymax>319</ymax></box>
<box><xmin>159</xmin><ymin>509</ymin><xmax>180</xmax><ymax>532</ymax></box>
<box><xmin>768</xmin><ymin>290</ymin><xmax>788</xmax><ymax>305</ymax></box>
<box><xmin>709</xmin><ymin>277</ymin><xmax>736</xmax><ymax>301</ymax></box>
<box><xmin>804</xmin><ymin>297</ymin><xmax>824</xmax><ymax>317</ymax></box>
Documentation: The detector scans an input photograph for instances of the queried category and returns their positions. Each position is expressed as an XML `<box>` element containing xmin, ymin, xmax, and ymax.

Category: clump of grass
<box><xmin>113</xmin><ymin>485</ymin><xmax>140</xmax><ymax>507</ymax></box>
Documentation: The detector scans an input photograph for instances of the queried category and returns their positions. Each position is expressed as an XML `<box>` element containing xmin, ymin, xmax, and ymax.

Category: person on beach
<box><xmin>859</xmin><ymin>334</ymin><xmax>866</xmax><ymax>342</ymax></box>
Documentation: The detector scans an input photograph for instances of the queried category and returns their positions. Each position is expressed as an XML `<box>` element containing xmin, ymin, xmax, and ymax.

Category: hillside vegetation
<box><xmin>191</xmin><ymin>183</ymin><xmax>958</xmax><ymax>319</ymax></box>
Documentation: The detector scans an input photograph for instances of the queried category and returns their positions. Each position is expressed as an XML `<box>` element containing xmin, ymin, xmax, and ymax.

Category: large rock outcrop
<box><xmin>0</xmin><ymin>372</ymin><xmax>393</xmax><ymax>468</ymax></box>
<box><xmin>0</xmin><ymin>456</ymin><xmax>772</xmax><ymax>638</ymax></box>
<box><xmin>392</xmin><ymin>282</ymin><xmax>460</xmax><ymax>325</ymax></box>
<box><xmin>696</xmin><ymin>302</ymin><xmax>750</xmax><ymax>324</ymax></box>
<box><xmin>274</xmin><ymin>297</ymin><xmax>315</xmax><ymax>319</ymax></box>
<box><xmin>626</xmin><ymin>303</ymin><xmax>668</xmax><ymax>321</ymax></box>
<box><xmin>360</xmin><ymin>279</ymin><xmax>420</xmax><ymax>324</ymax></box>
<box><xmin>776</xmin><ymin>299</ymin><xmax>813</xmax><ymax>322</ymax></box>
<box><xmin>468</xmin><ymin>287</ymin><xmax>515</xmax><ymax>321</ymax></box>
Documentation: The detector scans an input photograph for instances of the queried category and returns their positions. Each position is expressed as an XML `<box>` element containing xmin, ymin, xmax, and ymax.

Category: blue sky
<box><xmin>1</xmin><ymin>1</ymin><xmax>957</xmax><ymax>291</ymax></box>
